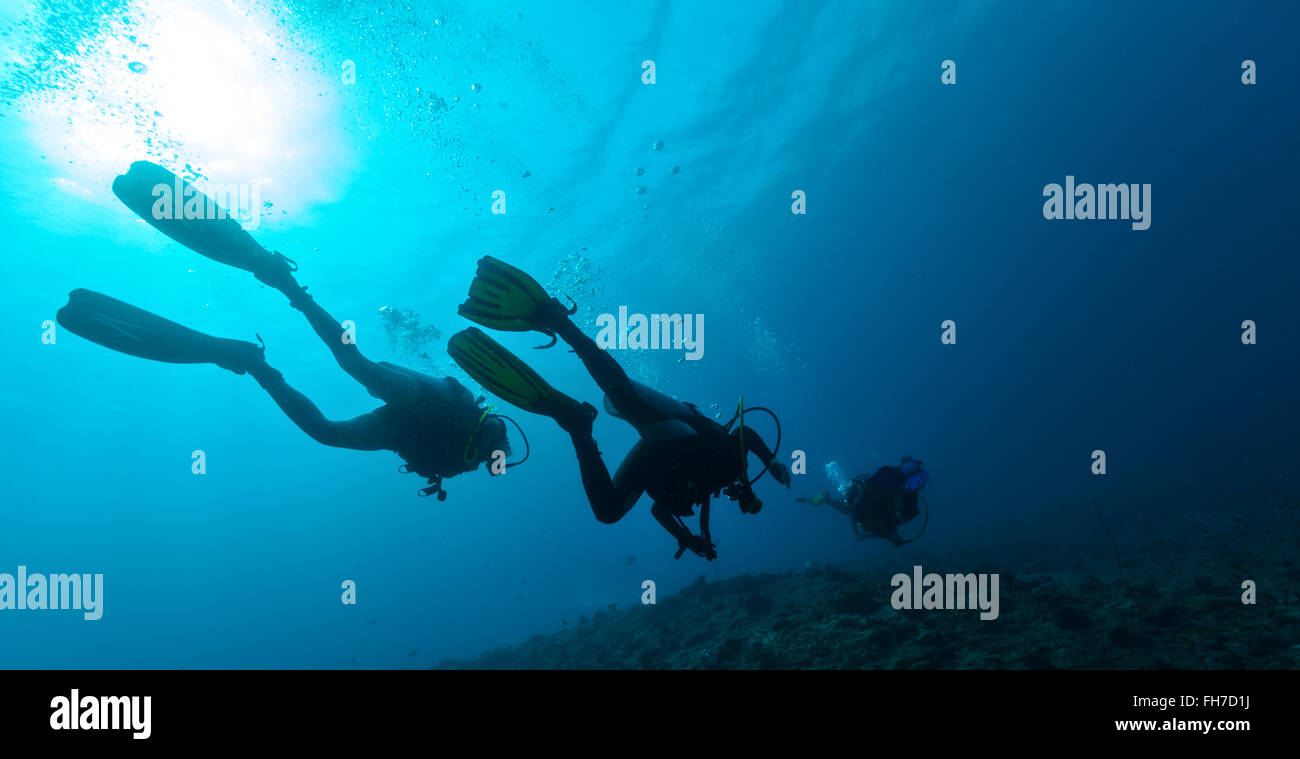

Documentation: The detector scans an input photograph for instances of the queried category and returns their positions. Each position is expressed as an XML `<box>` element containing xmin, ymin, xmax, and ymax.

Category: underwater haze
<box><xmin>1</xmin><ymin>0</ymin><xmax>1297</xmax><ymax>669</ymax></box>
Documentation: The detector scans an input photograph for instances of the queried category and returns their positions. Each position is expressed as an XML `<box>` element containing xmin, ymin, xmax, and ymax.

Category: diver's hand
<box><xmin>766</xmin><ymin>460</ymin><xmax>792</xmax><ymax>487</ymax></box>
<box><xmin>677</xmin><ymin>534</ymin><xmax>717</xmax><ymax>561</ymax></box>
<box><xmin>697</xmin><ymin>538</ymin><xmax>718</xmax><ymax>561</ymax></box>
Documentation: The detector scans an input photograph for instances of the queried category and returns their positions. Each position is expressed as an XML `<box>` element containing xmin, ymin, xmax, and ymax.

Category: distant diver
<box><xmin>446</xmin><ymin>256</ymin><xmax>791</xmax><ymax>561</ymax></box>
<box><xmin>57</xmin><ymin>161</ymin><xmax>522</xmax><ymax>500</ymax></box>
<box><xmin>799</xmin><ymin>457</ymin><xmax>929</xmax><ymax>545</ymax></box>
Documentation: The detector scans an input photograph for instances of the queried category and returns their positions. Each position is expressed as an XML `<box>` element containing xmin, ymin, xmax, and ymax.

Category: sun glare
<box><xmin>20</xmin><ymin>0</ymin><xmax>346</xmax><ymax>221</ymax></box>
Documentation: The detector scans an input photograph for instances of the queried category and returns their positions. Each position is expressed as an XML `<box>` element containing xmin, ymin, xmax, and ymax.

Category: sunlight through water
<box><xmin>2</xmin><ymin>0</ymin><xmax>349</xmax><ymax>221</ymax></box>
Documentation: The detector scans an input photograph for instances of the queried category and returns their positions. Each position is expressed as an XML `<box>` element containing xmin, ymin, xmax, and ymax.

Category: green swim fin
<box><xmin>56</xmin><ymin>289</ymin><xmax>266</xmax><ymax>374</ymax></box>
<box><xmin>457</xmin><ymin>256</ymin><xmax>568</xmax><ymax>336</ymax></box>
<box><xmin>447</xmin><ymin>327</ymin><xmax>594</xmax><ymax>431</ymax></box>
<box><xmin>111</xmin><ymin>160</ymin><xmax>297</xmax><ymax>290</ymax></box>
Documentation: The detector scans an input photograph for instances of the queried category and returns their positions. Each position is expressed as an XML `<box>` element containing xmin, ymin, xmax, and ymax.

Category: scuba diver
<box><xmin>798</xmin><ymin>457</ymin><xmax>929</xmax><ymax>546</ymax></box>
<box><xmin>446</xmin><ymin>256</ymin><xmax>791</xmax><ymax>561</ymax></box>
<box><xmin>56</xmin><ymin>161</ymin><xmax>516</xmax><ymax>500</ymax></box>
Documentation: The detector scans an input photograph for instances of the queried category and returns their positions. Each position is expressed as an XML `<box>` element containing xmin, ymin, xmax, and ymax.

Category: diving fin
<box><xmin>457</xmin><ymin>256</ymin><xmax>571</xmax><ymax>339</ymax></box>
<box><xmin>56</xmin><ymin>289</ymin><xmax>266</xmax><ymax>374</ymax></box>
<box><xmin>111</xmin><ymin>160</ymin><xmax>297</xmax><ymax>290</ymax></box>
<box><xmin>447</xmin><ymin>327</ymin><xmax>595</xmax><ymax>432</ymax></box>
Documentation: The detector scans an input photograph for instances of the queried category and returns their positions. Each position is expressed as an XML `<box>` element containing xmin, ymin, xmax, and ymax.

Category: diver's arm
<box><xmin>732</xmin><ymin>429</ymin><xmax>791</xmax><ymax>486</ymax></box>
<box><xmin>652</xmin><ymin>503</ymin><xmax>694</xmax><ymax>551</ymax></box>
<box><xmin>739</xmin><ymin>429</ymin><xmax>775</xmax><ymax>464</ymax></box>
<box><xmin>651</xmin><ymin>503</ymin><xmax>715</xmax><ymax>559</ymax></box>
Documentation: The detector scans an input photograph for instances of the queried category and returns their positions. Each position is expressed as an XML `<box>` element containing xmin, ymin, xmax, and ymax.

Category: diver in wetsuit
<box><xmin>246</xmin><ymin>276</ymin><xmax>512</xmax><ymax>499</ymax></box>
<box><xmin>799</xmin><ymin>457</ymin><xmax>929</xmax><ymax>546</ymax></box>
<box><xmin>56</xmin><ymin>161</ymin><xmax>513</xmax><ymax>499</ymax></box>
<box><xmin>448</xmin><ymin>257</ymin><xmax>792</xmax><ymax>560</ymax></box>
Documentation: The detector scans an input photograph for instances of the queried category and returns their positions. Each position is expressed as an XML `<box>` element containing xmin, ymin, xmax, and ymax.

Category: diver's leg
<box><xmin>570</xmin><ymin>434</ymin><xmax>646</xmax><ymax>524</ymax></box>
<box><xmin>797</xmin><ymin>492</ymin><xmax>852</xmax><ymax>515</ymax></box>
<box><xmin>279</xmin><ymin>286</ymin><xmax>421</xmax><ymax>406</ymax></box>
<box><xmin>247</xmin><ymin>362</ymin><xmax>390</xmax><ymax>450</ymax></box>
<box><xmin>551</xmin><ymin>318</ymin><xmax>657</xmax><ymax>420</ymax></box>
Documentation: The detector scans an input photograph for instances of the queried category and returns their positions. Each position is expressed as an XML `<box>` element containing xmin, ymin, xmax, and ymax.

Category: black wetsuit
<box><xmin>548</xmin><ymin>317</ymin><xmax>776</xmax><ymax>553</ymax></box>
<box><xmin>245</xmin><ymin>284</ymin><xmax>490</xmax><ymax>487</ymax></box>
<box><xmin>844</xmin><ymin>466</ymin><xmax>920</xmax><ymax>543</ymax></box>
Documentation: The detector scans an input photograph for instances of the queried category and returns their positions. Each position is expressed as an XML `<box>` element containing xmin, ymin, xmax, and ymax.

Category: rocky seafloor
<box><xmin>437</xmin><ymin>509</ymin><xmax>1299</xmax><ymax>669</ymax></box>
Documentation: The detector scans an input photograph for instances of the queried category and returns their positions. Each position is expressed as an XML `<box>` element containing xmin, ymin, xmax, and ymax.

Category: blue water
<box><xmin>1</xmin><ymin>0</ymin><xmax>1296</xmax><ymax>668</ymax></box>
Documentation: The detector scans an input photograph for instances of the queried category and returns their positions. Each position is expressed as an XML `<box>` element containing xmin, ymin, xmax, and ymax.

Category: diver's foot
<box><xmin>536</xmin><ymin>296</ymin><xmax>576</xmax><ymax>333</ymax></box>
<box><xmin>555</xmin><ymin>400</ymin><xmax>598</xmax><ymax>437</ymax></box>
<box><xmin>251</xmin><ymin>250</ymin><xmax>300</xmax><ymax>292</ymax></box>
<box><xmin>458</xmin><ymin>255</ymin><xmax>575</xmax><ymax>335</ymax></box>
<box><xmin>214</xmin><ymin>339</ymin><xmax>269</xmax><ymax>376</ymax></box>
